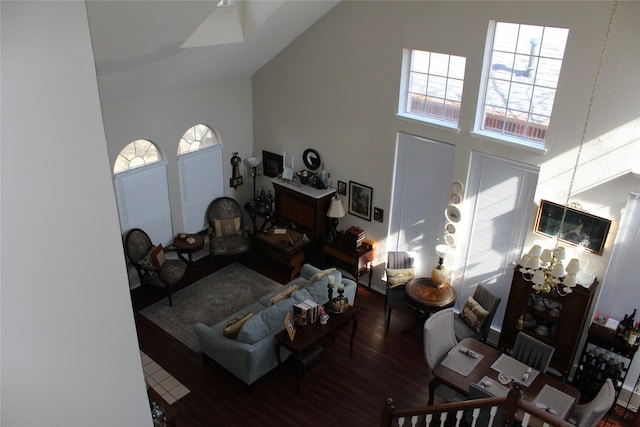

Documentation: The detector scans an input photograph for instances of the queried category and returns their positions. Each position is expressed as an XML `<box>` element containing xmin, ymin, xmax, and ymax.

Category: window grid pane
<box><xmin>178</xmin><ymin>124</ymin><xmax>219</xmax><ymax>156</ymax></box>
<box><xmin>480</xmin><ymin>21</ymin><xmax>568</xmax><ymax>147</ymax></box>
<box><xmin>404</xmin><ymin>49</ymin><xmax>466</xmax><ymax>126</ymax></box>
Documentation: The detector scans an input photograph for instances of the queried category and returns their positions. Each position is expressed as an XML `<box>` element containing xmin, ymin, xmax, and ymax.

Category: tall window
<box><xmin>476</xmin><ymin>22</ymin><xmax>569</xmax><ymax>151</ymax></box>
<box><xmin>113</xmin><ymin>140</ymin><xmax>172</xmax><ymax>251</ymax></box>
<box><xmin>398</xmin><ymin>49</ymin><xmax>466</xmax><ymax>128</ymax></box>
<box><xmin>177</xmin><ymin>124</ymin><xmax>224</xmax><ymax>233</ymax></box>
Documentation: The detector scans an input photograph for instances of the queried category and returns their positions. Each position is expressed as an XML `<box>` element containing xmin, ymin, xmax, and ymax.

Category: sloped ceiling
<box><xmin>86</xmin><ymin>0</ymin><xmax>340</xmax><ymax>104</ymax></box>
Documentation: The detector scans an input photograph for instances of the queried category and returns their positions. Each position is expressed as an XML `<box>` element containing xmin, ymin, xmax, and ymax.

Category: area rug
<box><xmin>140</xmin><ymin>263</ymin><xmax>282</xmax><ymax>353</ymax></box>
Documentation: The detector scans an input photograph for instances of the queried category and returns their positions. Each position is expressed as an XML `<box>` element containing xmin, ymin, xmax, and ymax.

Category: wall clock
<box><xmin>303</xmin><ymin>148</ymin><xmax>321</xmax><ymax>171</ymax></box>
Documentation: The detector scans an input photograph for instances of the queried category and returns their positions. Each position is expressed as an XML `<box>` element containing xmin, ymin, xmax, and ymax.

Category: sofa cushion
<box><xmin>223</xmin><ymin>312</ymin><xmax>254</xmax><ymax>338</ymax></box>
<box><xmin>260</xmin><ymin>298</ymin><xmax>295</xmax><ymax>332</ymax></box>
<box><xmin>236</xmin><ymin>315</ymin><xmax>270</xmax><ymax>344</ymax></box>
<box><xmin>460</xmin><ymin>296</ymin><xmax>490</xmax><ymax>333</ymax></box>
<box><xmin>291</xmin><ymin>288</ymin><xmax>314</xmax><ymax>303</ymax></box>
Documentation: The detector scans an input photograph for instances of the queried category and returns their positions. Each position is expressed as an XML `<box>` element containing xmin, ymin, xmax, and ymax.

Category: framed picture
<box><xmin>262</xmin><ymin>150</ymin><xmax>283</xmax><ymax>178</ymax></box>
<box><xmin>534</xmin><ymin>199</ymin><xmax>612</xmax><ymax>255</ymax></box>
<box><xmin>348</xmin><ymin>181</ymin><xmax>372</xmax><ymax>221</ymax></box>
<box><xmin>374</xmin><ymin>207</ymin><xmax>384</xmax><ymax>222</ymax></box>
<box><xmin>337</xmin><ymin>180</ymin><xmax>347</xmax><ymax>196</ymax></box>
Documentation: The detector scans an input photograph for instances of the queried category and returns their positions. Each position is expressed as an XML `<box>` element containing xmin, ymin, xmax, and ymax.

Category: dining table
<box><xmin>429</xmin><ymin>337</ymin><xmax>581</xmax><ymax>421</ymax></box>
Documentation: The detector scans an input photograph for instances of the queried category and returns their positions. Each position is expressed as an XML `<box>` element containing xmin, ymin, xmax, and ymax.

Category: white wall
<box><xmin>252</xmin><ymin>1</ymin><xmax>639</xmax><ymax>299</ymax></box>
<box><xmin>1</xmin><ymin>2</ymin><xmax>150</xmax><ymax>426</ymax></box>
<box><xmin>100</xmin><ymin>78</ymin><xmax>255</xmax><ymax>235</ymax></box>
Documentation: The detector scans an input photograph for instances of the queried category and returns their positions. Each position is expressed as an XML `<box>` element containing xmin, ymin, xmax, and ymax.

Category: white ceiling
<box><xmin>86</xmin><ymin>0</ymin><xmax>340</xmax><ymax>104</ymax></box>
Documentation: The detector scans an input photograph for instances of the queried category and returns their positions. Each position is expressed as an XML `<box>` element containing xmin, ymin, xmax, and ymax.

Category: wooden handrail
<box><xmin>381</xmin><ymin>384</ymin><xmax>574</xmax><ymax>427</ymax></box>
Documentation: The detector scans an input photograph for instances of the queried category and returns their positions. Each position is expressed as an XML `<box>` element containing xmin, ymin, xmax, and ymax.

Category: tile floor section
<box><xmin>141</xmin><ymin>351</ymin><xmax>190</xmax><ymax>404</ymax></box>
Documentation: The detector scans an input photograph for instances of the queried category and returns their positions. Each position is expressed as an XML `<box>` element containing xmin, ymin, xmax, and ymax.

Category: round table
<box><xmin>173</xmin><ymin>234</ymin><xmax>204</xmax><ymax>271</ymax></box>
<box><xmin>405</xmin><ymin>277</ymin><xmax>456</xmax><ymax>314</ymax></box>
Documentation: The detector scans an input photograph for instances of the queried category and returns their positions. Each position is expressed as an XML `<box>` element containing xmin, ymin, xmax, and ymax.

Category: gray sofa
<box><xmin>194</xmin><ymin>264</ymin><xmax>357</xmax><ymax>388</ymax></box>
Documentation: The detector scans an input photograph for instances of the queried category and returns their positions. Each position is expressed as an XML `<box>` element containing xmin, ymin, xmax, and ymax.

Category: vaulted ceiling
<box><xmin>86</xmin><ymin>0</ymin><xmax>340</xmax><ymax>104</ymax></box>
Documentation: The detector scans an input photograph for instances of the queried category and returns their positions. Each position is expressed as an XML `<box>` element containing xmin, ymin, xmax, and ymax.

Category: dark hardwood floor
<box><xmin>131</xmin><ymin>256</ymin><xmax>631</xmax><ymax>427</ymax></box>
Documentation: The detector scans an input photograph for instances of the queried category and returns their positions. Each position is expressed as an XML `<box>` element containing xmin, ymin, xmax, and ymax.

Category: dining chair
<box><xmin>467</xmin><ymin>382</ymin><xmax>502</xmax><ymax>427</ymax></box>
<box><xmin>384</xmin><ymin>251</ymin><xmax>415</xmax><ymax>329</ymax></box>
<box><xmin>454</xmin><ymin>283</ymin><xmax>502</xmax><ymax>342</ymax></box>
<box><xmin>424</xmin><ymin>308</ymin><xmax>464</xmax><ymax>403</ymax></box>
<box><xmin>512</xmin><ymin>332</ymin><xmax>555</xmax><ymax>373</ymax></box>
<box><xmin>569</xmin><ymin>378</ymin><xmax>615</xmax><ymax>427</ymax></box>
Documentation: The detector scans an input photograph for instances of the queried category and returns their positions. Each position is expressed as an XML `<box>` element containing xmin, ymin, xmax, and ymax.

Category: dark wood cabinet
<box><xmin>271</xmin><ymin>178</ymin><xmax>335</xmax><ymax>264</ymax></box>
<box><xmin>499</xmin><ymin>266</ymin><xmax>599</xmax><ymax>377</ymax></box>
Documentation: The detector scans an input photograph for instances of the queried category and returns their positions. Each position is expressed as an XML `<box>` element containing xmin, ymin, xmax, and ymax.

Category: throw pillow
<box><xmin>269</xmin><ymin>284</ymin><xmax>299</xmax><ymax>305</ymax></box>
<box><xmin>307</xmin><ymin>267</ymin><xmax>337</xmax><ymax>285</ymax></box>
<box><xmin>223</xmin><ymin>312</ymin><xmax>254</xmax><ymax>338</ymax></box>
<box><xmin>236</xmin><ymin>315</ymin><xmax>270</xmax><ymax>344</ymax></box>
<box><xmin>213</xmin><ymin>217</ymin><xmax>241</xmax><ymax>237</ymax></box>
<box><xmin>460</xmin><ymin>296</ymin><xmax>490</xmax><ymax>333</ymax></box>
<box><xmin>151</xmin><ymin>244</ymin><xmax>165</xmax><ymax>269</ymax></box>
<box><xmin>386</xmin><ymin>267</ymin><xmax>415</xmax><ymax>288</ymax></box>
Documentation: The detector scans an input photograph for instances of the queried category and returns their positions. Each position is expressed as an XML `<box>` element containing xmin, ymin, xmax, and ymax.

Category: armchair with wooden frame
<box><xmin>206</xmin><ymin>197</ymin><xmax>251</xmax><ymax>262</ymax></box>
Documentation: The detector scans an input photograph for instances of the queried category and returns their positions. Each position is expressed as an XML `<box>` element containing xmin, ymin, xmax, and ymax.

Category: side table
<box><xmin>172</xmin><ymin>234</ymin><xmax>204</xmax><ymax>273</ymax></box>
<box><xmin>322</xmin><ymin>235</ymin><xmax>374</xmax><ymax>287</ymax></box>
<box><xmin>275</xmin><ymin>306</ymin><xmax>358</xmax><ymax>395</ymax></box>
<box><xmin>405</xmin><ymin>277</ymin><xmax>456</xmax><ymax>314</ymax></box>
<box><xmin>244</xmin><ymin>201</ymin><xmax>275</xmax><ymax>233</ymax></box>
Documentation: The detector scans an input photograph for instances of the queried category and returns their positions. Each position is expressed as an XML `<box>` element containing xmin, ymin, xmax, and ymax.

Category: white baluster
<box><xmin>410</xmin><ymin>415</ymin><xmax>419</xmax><ymax>427</ymax></box>
<box><xmin>425</xmin><ymin>413</ymin><xmax>433</xmax><ymax>427</ymax></box>
<box><xmin>455</xmin><ymin>409</ymin><xmax>464</xmax><ymax>427</ymax></box>
<box><xmin>521</xmin><ymin>412</ymin><xmax>531</xmax><ymax>426</ymax></box>
<box><xmin>439</xmin><ymin>411</ymin><xmax>448</xmax><ymax>427</ymax></box>
<box><xmin>488</xmin><ymin>406</ymin><xmax>497</xmax><ymax>426</ymax></box>
<box><xmin>398</xmin><ymin>416</ymin><xmax>405</xmax><ymax>426</ymax></box>
<box><xmin>470</xmin><ymin>408</ymin><xmax>480</xmax><ymax>427</ymax></box>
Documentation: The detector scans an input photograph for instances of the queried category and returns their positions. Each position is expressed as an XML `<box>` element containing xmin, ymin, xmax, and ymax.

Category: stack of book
<box><xmin>293</xmin><ymin>299</ymin><xmax>319</xmax><ymax>326</ymax></box>
<box><xmin>344</xmin><ymin>226</ymin><xmax>366</xmax><ymax>248</ymax></box>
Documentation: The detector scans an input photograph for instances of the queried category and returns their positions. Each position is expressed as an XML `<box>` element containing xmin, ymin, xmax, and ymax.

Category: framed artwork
<box><xmin>534</xmin><ymin>199</ymin><xmax>611</xmax><ymax>255</ymax></box>
<box><xmin>337</xmin><ymin>180</ymin><xmax>347</xmax><ymax>196</ymax></box>
<box><xmin>348</xmin><ymin>181</ymin><xmax>372</xmax><ymax>221</ymax></box>
<box><xmin>262</xmin><ymin>150</ymin><xmax>283</xmax><ymax>178</ymax></box>
<box><xmin>374</xmin><ymin>207</ymin><xmax>384</xmax><ymax>222</ymax></box>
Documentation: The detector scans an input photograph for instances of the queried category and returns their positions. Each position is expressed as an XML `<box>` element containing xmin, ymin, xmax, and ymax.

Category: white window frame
<box><xmin>397</xmin><ymin>49</ymin><xmax>466</xmax><ymax>131</ymax></box>
<box><xmin>473</xmin><ymin>21</ymin><xmax>569</xmax><ymax>153</ymax></box>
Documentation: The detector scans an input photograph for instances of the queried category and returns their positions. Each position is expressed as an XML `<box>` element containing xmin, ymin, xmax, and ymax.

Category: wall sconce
<box><xmin>326</xmin><ymin>195</ymin><xmax>345</xmax><ymax>242</ymax></box>
<box><xmin>230</xmin><ymin>152</ymin><xmax>243</xmax><ymax>189</ymax></box>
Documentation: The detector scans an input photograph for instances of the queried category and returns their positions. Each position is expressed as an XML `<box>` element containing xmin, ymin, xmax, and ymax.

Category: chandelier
<box><xmin>519</xmin><ymin>245</ymin><xmax>580</xmax><ymax>295</ymax></box>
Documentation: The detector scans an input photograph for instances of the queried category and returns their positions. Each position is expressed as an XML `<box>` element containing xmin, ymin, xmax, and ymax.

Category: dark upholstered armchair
<box><xmin>206</xmin><ymin>197</ymin><xmax>251</xmax><ymax>261</ymax></box>
<box><xmin>124</xmin><ymin>228</ymin><xmax>187</xmax><ymax>306</ymax></box>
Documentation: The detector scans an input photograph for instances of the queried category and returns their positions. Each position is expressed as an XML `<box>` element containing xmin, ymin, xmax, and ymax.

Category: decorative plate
<box><xmin>445</xmin><ymin>205</ymin><xmax>461</xmax><ymax>223</ymax></box>
<box><xmin>444</xmin><ymin>233</ymin><xmax>456</xmax><ymax>247</ymax></box>
<box><xmin>445</xmin><ymin>223</ymin><xmax>456</xmax><ymax>234</ymax></box>
<box><xmin>451</xmin><ymin>181</ymin><xmax>464</xmax><ymax>194</ymax></box>
<box><xmin>303</xmin><ymin>148</ymin><xmax>321</xmax><ymax>171</ymax></box>
<box><xmin>450</xmin><ymin>193</ymin><xmax>462</xmax><ymax>205</ymax></box>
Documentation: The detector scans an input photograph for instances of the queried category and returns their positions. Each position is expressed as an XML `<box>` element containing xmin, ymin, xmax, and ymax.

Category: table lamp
<box><xmin>245</xmin><ymin>156</ymin><xmax>262</xmax><ymax>200</ymax></box>
<box><xmin>326</xmin><ymin>195</ymin><xmax>345</xmax><ymax>242</ymax></box>
<box><xmin>432</xmin><ymin>244</ymin><xmax>451</xmax><ymax>288</ymax></box>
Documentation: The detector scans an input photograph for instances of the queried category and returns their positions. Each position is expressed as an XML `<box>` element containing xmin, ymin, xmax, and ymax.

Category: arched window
<box><xmin>113</xmin><ymin>140</ymin><xmax>173</xmax><ymax>284</ymax></box>
<box><xmin>113</xmin><ymin>139</ymin><xmax>161</xmax><ymax>174</ymax></box>
<box><xmin>177</xmin><ymin>124</ymin><xmax>219</xmax><ymax>156</ymax></box>
<box><xmin>177</xmin><ymin>124</ymin><xmax>224</xmax><ymax>233</ymax></box>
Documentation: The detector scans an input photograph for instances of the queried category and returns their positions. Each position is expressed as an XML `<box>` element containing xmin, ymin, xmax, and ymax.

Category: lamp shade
<box><xmin>540</xmin><ymin>249</ymin><xmax>553</xmax><ymax>263</ymax></box>
<box><xmin>245</xmin><ymin>156</ymin><xmax>261</xmax><ymax>168</ymax></box>
<box><xmin>528</xmin><ymin>245</ymin><xmax>542</xmax><ymax>257</ymax></box>
<box><xmin>519</xmin><ymin>253</ymin><xmax>531</xmax><ymax>267</ymax></box>
<box><xmin>555</xmin><ymin>246</ymin><xmax>566</xmax><ymax>260</ymax></box>
<box><xmin>327</xmin><ymin>196</ymin><xmax>345</xmax><ymax>218</ymax></box>
<box><xmin>566</xmin><ymin>258</ymin><xmax>580</xmax><ymax>274</ymax></box>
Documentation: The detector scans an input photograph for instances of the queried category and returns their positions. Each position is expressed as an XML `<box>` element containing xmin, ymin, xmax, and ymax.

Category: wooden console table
<box><xmin>322</xmin><ymin>234</ymin><xmax>374</xmax><ymax>287</ymax></box>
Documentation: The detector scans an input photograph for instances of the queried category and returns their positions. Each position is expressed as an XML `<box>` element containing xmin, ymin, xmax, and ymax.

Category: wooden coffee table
<box><xmin>275</xmin><ymin>306</ymin><xmax>358</xmax><ymax>394</ymax></box>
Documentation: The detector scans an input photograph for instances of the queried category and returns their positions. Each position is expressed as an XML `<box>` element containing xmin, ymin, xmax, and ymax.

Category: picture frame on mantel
<box><xmin>534</xmin><ymin>199</ymin><xmax>611</xmax><ymax>255</ymax></box>
<box><xmin>348</xmin><ymin>181</ymin><xmax>372</xmax><ymax>221</ymax></box>
<box><xmin>262</xmin><ymin>151</ymin><xmax>283</xmax><ymax>178</ymax></box>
